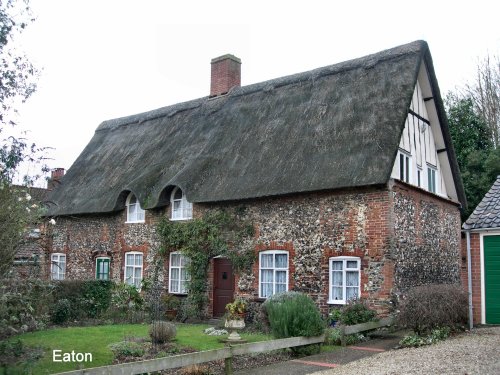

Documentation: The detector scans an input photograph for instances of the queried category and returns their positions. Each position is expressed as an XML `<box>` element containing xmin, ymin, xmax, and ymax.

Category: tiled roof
<box><xmin>463</xmin><ymin>176</ymin><xmax>500</xmax><ymax>230</ymax></box>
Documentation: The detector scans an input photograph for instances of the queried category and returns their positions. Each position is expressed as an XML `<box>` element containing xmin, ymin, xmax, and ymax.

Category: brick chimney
<box><xmin>210</xmin><ymin>54</ymin><xmax>241</xmax><ymax>97</ymax></box>
<box><xmin>48</xmin><ymin>168</ymin><xmax>65</xmax><ymax>190</ymax></box>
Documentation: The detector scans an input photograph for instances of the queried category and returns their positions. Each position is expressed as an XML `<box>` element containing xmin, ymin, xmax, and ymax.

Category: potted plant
<box><xmin>162</xmin><ymin>294</ymin><xmax>180</xmax><ymax>321</ymax></box>
<box><xmin>224</xmin><ymin>299</ymin><xmax>247</xmax><ymax>342</ymax></box>
<box><xmin>328</xmin><ymin>308</ymin><xmax>342</xmax><ymax>327</ymax></box>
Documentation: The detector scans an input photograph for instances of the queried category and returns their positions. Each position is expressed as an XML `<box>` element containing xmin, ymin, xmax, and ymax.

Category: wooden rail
<box><xmin>56</xmin><ymin>335</ymin><xmax>325</xmax><ymax>375</ymax></box>
<box><xmin>339</xmin><ymin>316</ymin><xmax>394</xmax><ymax>346</ymax></box>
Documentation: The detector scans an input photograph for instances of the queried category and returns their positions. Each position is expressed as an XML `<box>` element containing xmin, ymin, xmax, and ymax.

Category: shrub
<box><xmin>265</xmin><ymin>292</ymin><xmax>324</xmax><ymax>338</ymax></box>
<box><xmin>265</xmin><ymin>292</ymin><xmax>324</xmax><ymax>356</ymax></box>
<box><xmin>324</xmin><ymin>327</ymin><xmax>365</xmax><ymax>346</ymax></box>
<box><xmin>0</xmin><ymin>279</ymin><xmax>51</xmax><ymax>339</ymax></box>
<box><xmin>50</xmin><ymin>280</ymin><xmax>114</xmax><ymax>323</ymax></box>
<box><xmin>0</xmin><ymin>339</ymin><xmax>44</xmax><ymax>373</ymax></box>
<box><xmin>149</xmin><ymin>321</ymin><xmax>177</xmax><ymax>344</ymax></box>
<box><xmin>397</xmin><ymin>284</ymin><xmax>467</xmax><ymax>335</ymax></box>
<box><xmin>108</xmin><ymin>341</ymin><xmax>145</xmax><ymax>358</ymax></box>
<box><xmin>50</xmin><ymin>299</ymin><xmax>72</xmax><ymax>324</ymax></box>
<box><xmin>399</xmin><ymin>327</ymin><xmax>451</xmax><ymax>347</ymax></box>
<box><xmin>332</xmin><ymin>299</ymin><xmax>376</xmax><ymax>326</ymax></box>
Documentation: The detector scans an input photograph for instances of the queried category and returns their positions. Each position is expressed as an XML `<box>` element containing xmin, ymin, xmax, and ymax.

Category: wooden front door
<box><xmin>213</xmin><ymin>258</ymin><xmax>235</xmax><ymax>317</ymax></box>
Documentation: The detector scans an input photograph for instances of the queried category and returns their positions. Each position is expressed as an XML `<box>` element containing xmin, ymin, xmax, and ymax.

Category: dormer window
<box><xmin>126</xmin><ymin>193</ymin><xmax>145</xmax><ymax>223</ymax></box>
<box><xmin>171</xmin><ymin>187</ymin><xmax>193</xmax><ymax>221</ymax></box>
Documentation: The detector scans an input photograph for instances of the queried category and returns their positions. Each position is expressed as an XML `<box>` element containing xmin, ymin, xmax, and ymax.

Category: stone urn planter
<box><xmin>224</xmin><ymin>317</ymin><xmax>246</xmax><ymax>342</ymax></box>
<box><xmin>224</xmin><ymin>299</ymin><xmax>247</xmax><ymax>342</ymax></box>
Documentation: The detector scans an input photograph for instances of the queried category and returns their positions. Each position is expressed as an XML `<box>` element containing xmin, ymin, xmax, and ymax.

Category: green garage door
<box><xmin>484</xmin><ymin>235</ymin><xmax>500</xmax><ymax>324</ymax></box>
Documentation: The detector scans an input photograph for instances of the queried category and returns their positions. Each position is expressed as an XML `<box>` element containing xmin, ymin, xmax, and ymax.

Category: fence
<box><xmin>56</xmin><ymin>335</ymin><xmax>325</xmax><ymax>375</ymax></box>
<box><xmin>339</xmin><ymin>315</ymin><xmax>395</xmax><ymax>346</ymax></box>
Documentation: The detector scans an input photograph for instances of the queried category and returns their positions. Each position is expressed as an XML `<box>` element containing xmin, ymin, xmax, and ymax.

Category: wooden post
<box><xmin>224</xmin><ymin>343</ymin><xmax>234</xmax><ymax>374</ymax></box>
<box><xmin>224</xmin><ymin>356</ymin><xmax>233</xmax><ymax>375</ymax></box>
<box><xmin>340</xmin><ymin>325</ymin><xmax>346</xmax><ymax>347</ymax></box>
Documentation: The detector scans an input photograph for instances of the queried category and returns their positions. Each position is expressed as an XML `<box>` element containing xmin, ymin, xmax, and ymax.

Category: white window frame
<box><xmin>427</xmin><ymin>165</ymin><xmax>437</xmax><ymax>194</ymax></box>
<box><xmin>398</xmin><ymin>151</ymin><xmax>411</xmax><ymax>184</ymax></box>
<box><xmin>51</xmin><ymin>253</ymin><xmax>66</xmax><ymax>280</ymax></box>
<box><xmin>259</xmin><ymin>250</ymin><xmax>289</xmax><ymax>298</ymax></box>
<box><xmin>168</xmin><ymin>252</ymin><xmax>190</xmax><ymax>294</ymax></box>
<box><xmin>328</xmin><ymin>256</ymin><xmax>361</xmax><ymax>305</ymax></box>
<box><xmin>126</xmin><ymin>193</ymin><xmax>145</xmax><ymax>223</ymax></box>
<box><xmin>170</xmin><ymin>187</ymin><xmax>193</xmax><ymax>221</ymax></box>
<box><xmin>124</xmin><ymin>251</ymin><xmax>143</xmax><ymax>289</ymax></box>
<box><xmin>95</xmin><ymin>257</ymin><xmax>110</xmax><ymax>280</ymax></box>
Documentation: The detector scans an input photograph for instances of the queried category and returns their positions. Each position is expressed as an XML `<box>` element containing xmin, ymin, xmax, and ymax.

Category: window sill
<box><xmin>168</xmin><ymin>291</ymin><xmax>188</xmax><ymax>296</ymax></box>
<box><xmin>125</xmin><ymin>221</ymin><xmax>145</xmax><ymax>224</ymax></box>
<box><xmin>327</xmin><ymin>300</ymin><xmax>346</xmax><ymax>305</ymax></box>
<box><xmin>169</xmin><ymin>217</ymin><xmax>192</xmax><ymax>222</ymax></box>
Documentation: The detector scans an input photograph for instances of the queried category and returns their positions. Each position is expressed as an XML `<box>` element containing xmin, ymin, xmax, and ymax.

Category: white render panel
<box><xmin>391</xmin><ymin>75</ymin><xmax>450</xmax><ymax>198</ymax></box>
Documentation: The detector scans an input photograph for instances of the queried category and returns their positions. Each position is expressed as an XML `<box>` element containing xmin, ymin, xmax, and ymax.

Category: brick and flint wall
<box><xmin>50</xmin><ymin>179</ymin><xmax>461</xmax><ymax>316</ymax></box>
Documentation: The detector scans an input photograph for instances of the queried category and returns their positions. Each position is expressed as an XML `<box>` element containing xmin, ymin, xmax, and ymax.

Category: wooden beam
<box><xmin>409</xmin><ymin>109</ymin><xmax>430</xmax><ymax>125</ymax></box>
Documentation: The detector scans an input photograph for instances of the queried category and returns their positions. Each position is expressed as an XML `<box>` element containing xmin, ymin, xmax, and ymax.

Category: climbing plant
<box><xmin>157</xmin><ymin>208</ymin><xmax>255</xmax><ymax>319</ymax></box>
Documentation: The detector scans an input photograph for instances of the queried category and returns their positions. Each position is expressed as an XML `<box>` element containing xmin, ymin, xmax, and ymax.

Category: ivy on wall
<box><xmin>157</xmin><ymin>209</ymin><xmax>255</xmax><ymax>319</ymax></box>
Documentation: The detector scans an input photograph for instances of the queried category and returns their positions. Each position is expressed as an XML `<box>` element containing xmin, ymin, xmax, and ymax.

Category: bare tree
<box><xmin>464</xmin><ymin>54</ymin><xmax>500</xmax><ymax>148</ymax></box>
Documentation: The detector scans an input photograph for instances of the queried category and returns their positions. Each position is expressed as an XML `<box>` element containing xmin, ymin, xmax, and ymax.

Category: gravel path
<box><xmin>320</xmin><ymin>327</ymin><xmax>500</xmax><ymax>375</ymax></box>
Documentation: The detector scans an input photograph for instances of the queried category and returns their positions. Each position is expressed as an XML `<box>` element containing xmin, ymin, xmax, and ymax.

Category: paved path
<box><xmin>235</xmin><ymin>332</ymin><xmax>404</xmax><ymax>375</ymax></box>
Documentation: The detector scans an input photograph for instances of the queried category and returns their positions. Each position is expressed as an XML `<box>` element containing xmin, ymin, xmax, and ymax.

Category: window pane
<box><xmin>275</xmin><ymin>270</ymin><xmax>287</xmax><ymax>284</ymax></box>
<box><xmin>346</xmin><ymin>271</ymin><xmax>359</xmax><ymax>286</ymax></box>
<box><xmin>174</xmin><ymin>189</ymin><xmax>183</xmax><ymax>200</ymax></box>
<box><xmin>346</xmin><ymin>286</ymin><xmax>358</xmax><ymax>301</ymax></box>
<box><xmin>137</xmin><ymin>208</ymin><xmax>145</xmax><ymax>221</ymax></box>
<box><xmin>346</xmin><ymin>261</ymin><xmax>358</xmax><ymax>269</ymax></box>
<box><xmin>276</xmin><ymin>283</ymin><xmax>286</xmax><ymax>294</ymax></box>
<box><xmin>261</xmin><ymin>283</ymin><xmax>273</xmax><ymax>298</ymax></box>
<box><xmin>125</xmin><ymin>267</ymin><xmax>133</xmax><ymax>284</ymax></box>
<box><xmin>170</xmin><ymin>279</ymin><xmax>179</xmax><ymax>293</ymax></box>
<box><xmin>180</xmin><ymin>280</ymin><xmax>187</xmax><ymax>294</ymax></box>
<box><xmin>129</xmin><ymin>195</ymin><xmax>137</xmax><ymax>204</ymax></box>
<box><xmin>261</xmin><ymin>254</ymin><xmax>273</xmax><ymax>268</ymax></box>
<box><xmin>261</xmin><ymin>269</ymin><xmax>273</xmax><ymax>283</ymax></box>
<box><xmin>173</xmin><ymin>200</ymin><xmax>181</xmax><ymax>211</ymax></box>
<box><xmin>135</xmin><ymin>254</ymin><xmax>143</xmax><ymax>266</ymax></box>
<box><xmin>171</xmin><ymin>254</ymin><xmax>180</xmax><ymax>267</ymax></box>
<box><xmin>180</xmin><ymin>268</ymin><xmax>188</xmax><ymax>281</ymax></box>
<box><xmin>275</xmin><ymin>254</ymin><xmax>287</xmax><ymax>268</ymax></box>
<box><xmin>134</xmin><ymin>267</ymin><xmax>141</xmax><ymax>280</ymax></box>
<box><xmin>171</xmin><ymin>268</ymin><xmax>179</xmax><ymax>281</ymax></box>
<box><xmin>332</xmin><ymin>287</ymin><xmax>343</xmax><ymax>301</ymax></box>
<box><xmin>400</xmin><ymin>154</ymin><xmax>404</xmax><ymax>180</ymax></box>
<box><xmin>126</xmin><ymin>254</ymin><xmax>134</xmax><ymax>266</ymax></box>
<box><xmin>331</xmin><ymin>261</ymin><xmax>343</xmax><ymax>271</ymax></box>
<box><xmin>180</xmin><ymin>255</ymin><xmax>189</xmax><ymax>267</ymax></box>
<box><xmin>331</xmin><ymin>270</ymin><xmax>342</xmax><ymax>286</ymax></box>
<box><xmin>405</xmin><ymin>155</ymin><xmax>409</xmax><ymax>182</ymax></box>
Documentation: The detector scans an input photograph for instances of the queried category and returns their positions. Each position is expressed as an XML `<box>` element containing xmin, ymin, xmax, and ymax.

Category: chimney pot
<box><xmin>210</xmin><ymin>54</ymin><xmax>241</xmax><ymax>97</ymax></box>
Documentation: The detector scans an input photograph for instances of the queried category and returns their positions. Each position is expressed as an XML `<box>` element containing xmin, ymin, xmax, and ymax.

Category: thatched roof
<box><xmin>46</xmin><ymin>40</ymin><xmax>466</xmax><ymax>216</ymax></box>
<box><xmin>463</xmin><ymin>176</ymin><xmax>500</xmax><ymax>230</ymax></box>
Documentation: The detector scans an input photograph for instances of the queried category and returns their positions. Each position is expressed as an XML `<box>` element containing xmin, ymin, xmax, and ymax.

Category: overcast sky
<box><xmin>10</xmin><ymin>0</ymin><xmax>500</xmax><ymax>183</ymax></box>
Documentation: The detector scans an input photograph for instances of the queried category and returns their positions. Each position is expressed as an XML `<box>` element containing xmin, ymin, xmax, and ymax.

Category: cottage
<box><xmin>463</xmin><ymin>176</ymin><xmax>500</xmax><ymax>324</ymax></box>
<box><xmin>45</xmin><ymin>40</ymin><xmax>466</xmax><ymax>317</ymax></box>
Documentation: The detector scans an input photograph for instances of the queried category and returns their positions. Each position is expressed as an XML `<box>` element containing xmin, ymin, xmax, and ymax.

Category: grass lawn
<box><xmin>11</xmin><ymin>323</ymin><xmax>272</xmax><ymax>374</ymax></box>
